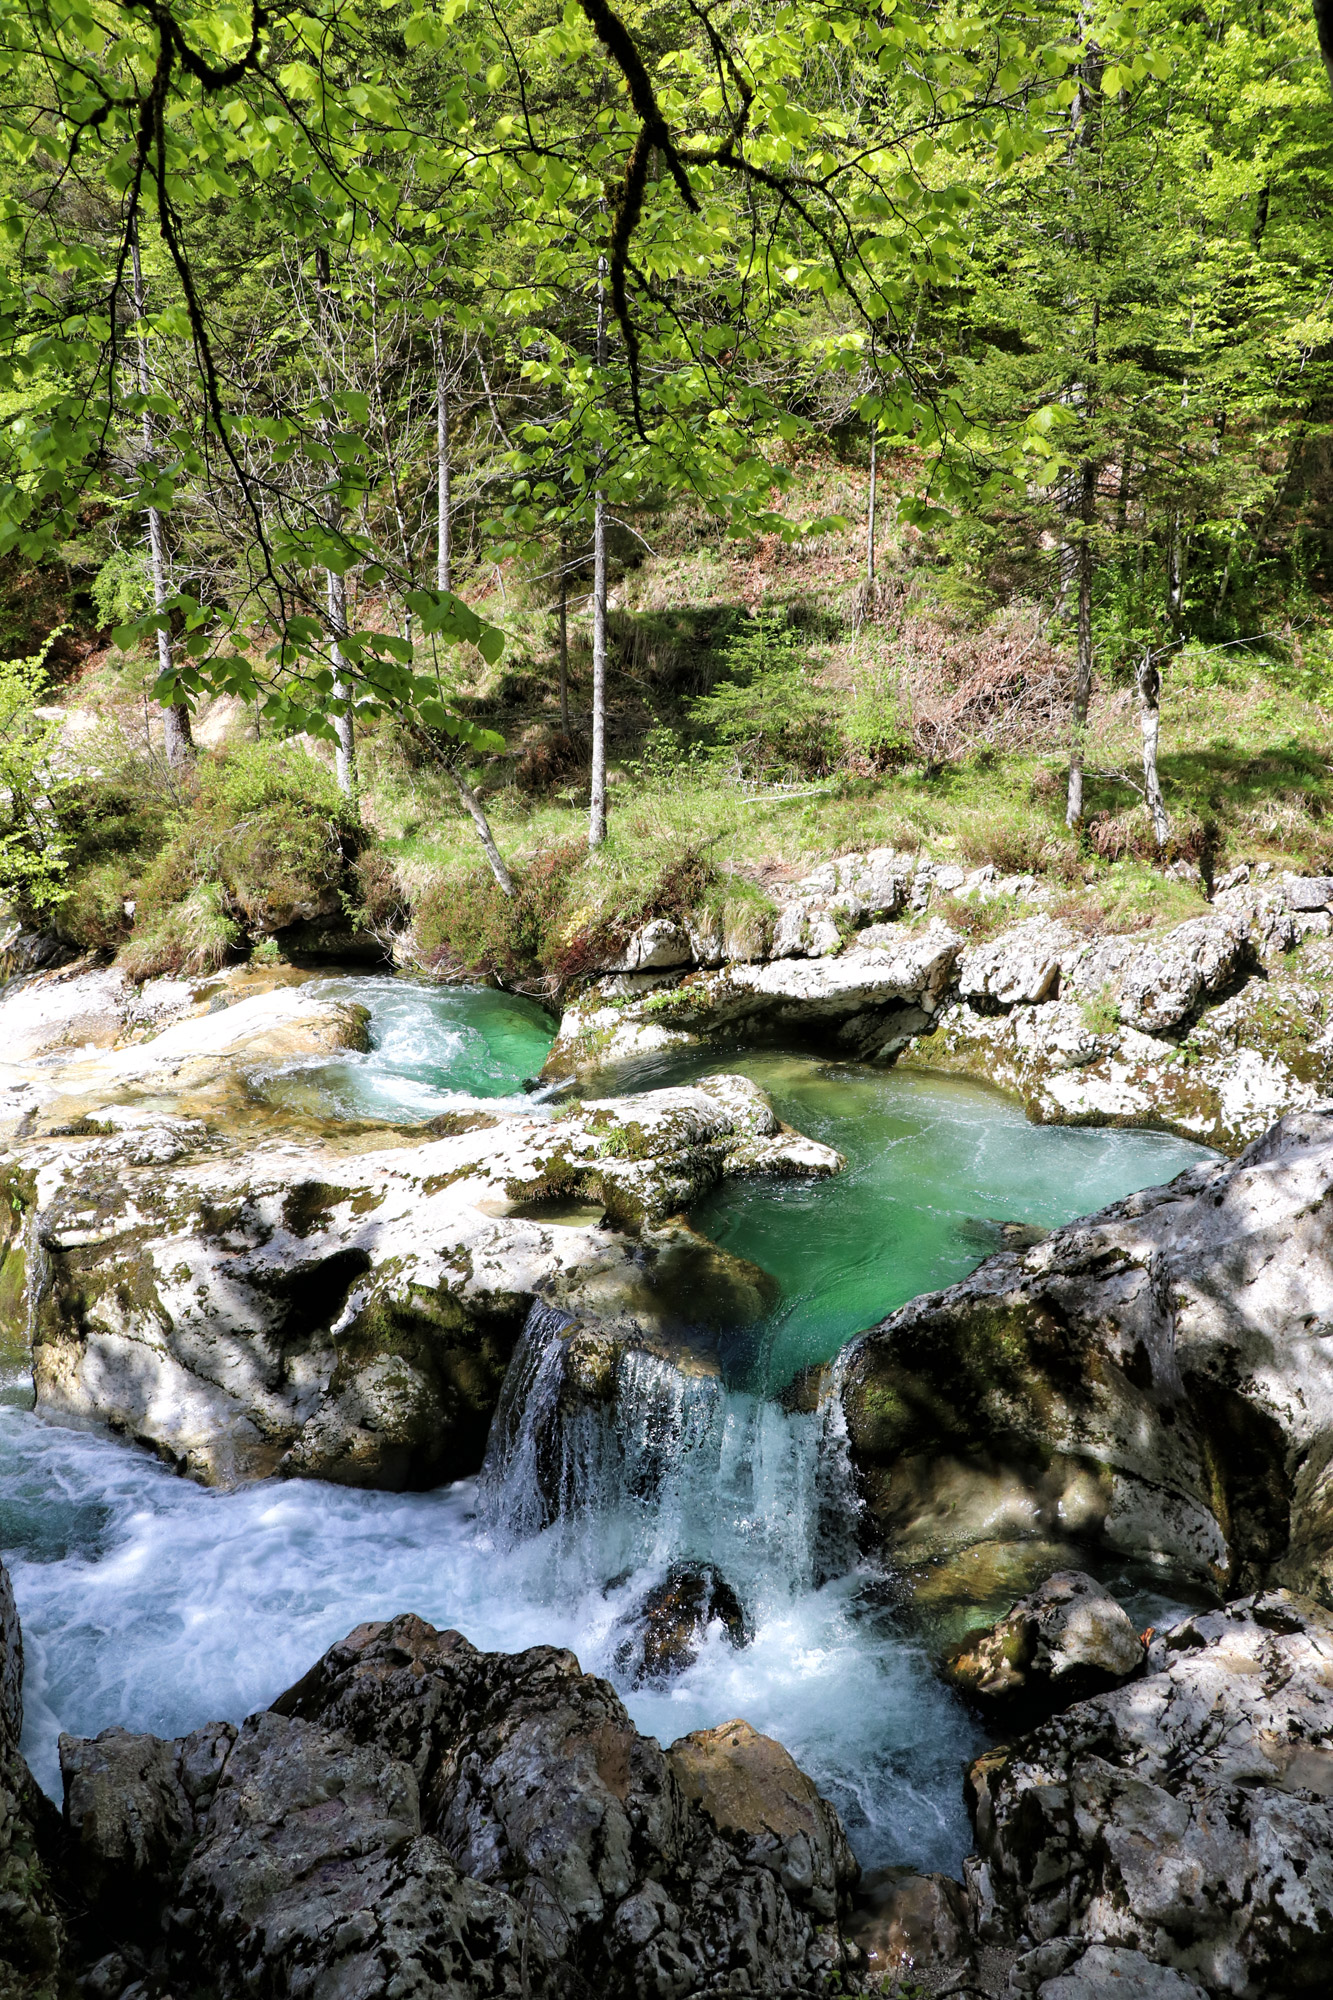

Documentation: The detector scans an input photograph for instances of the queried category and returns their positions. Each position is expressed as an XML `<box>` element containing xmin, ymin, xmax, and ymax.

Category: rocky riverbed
<box><xmin>547</xmin><ymin>850</ymin><xmax>1333</xmax><ymax>1153</ymax></box>
<box><xmin>5</xmin><ymin>870</ymin><xmax>1333</xmax><ymax>1996</ymax></box>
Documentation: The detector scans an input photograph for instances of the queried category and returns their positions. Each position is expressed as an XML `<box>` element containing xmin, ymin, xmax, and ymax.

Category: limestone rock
<box><xmin>546</xmin><ymin>920</ymin><xmax>963</xmax><ymax>1076</ymax></box>
<box><xmin>53</xmin><ymin>1615</ymin><xmax>860</xmax><ymax>1998</ymax></box>
<box><xmin>842</xmin><ymin>1105</ymin><xmax>1333</xmax><ymax>1600</ymax></box>
<box><xmin>604</xmin><ymin>917</ymin><xmax>694</xmax><ymax>973</ymax></box>
<box><xmin>1062</xmin><ymin>912</ymin><xmax>1255</xmax><ymax>1034</ymax></box>
<box><xmin>941</xmin><ymin>1571</ymin><xmax>1144</xmax><ymax>1721</ymax></box>
<box><xmin>957</xmin><ymin>918</ymin><xmax>1075</xmax><ymax>1011</ymax></box>
<box><xmin>1014</xmin><ymin>1943</ymin><xmax>1206</xmax><ymax>1996</ymax></box>
<box><xmin>0</xmin><ymin>977</ymin><xmax>371</xmax><ymax>1140</ymax></box>
<box><xmin>6</xmin><ymin>1076</ymin><xmax>838</xmax><ymax>1489</ymax></box>
<box><xmin>1283</xmin><ymin>874</ymin><xmax>1333</xmax><ymax>912</ymax></box>
<box><xmin>966</xmin><ymin>1592</ymin><xmax>1333</xmax><ymax>1995</ymax></box>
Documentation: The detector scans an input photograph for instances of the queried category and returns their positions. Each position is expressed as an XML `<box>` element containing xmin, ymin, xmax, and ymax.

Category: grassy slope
<box><xmin>22</xmin><ymin>451</ymin><xmax>1333</xmax><ymax>984</ymax></box>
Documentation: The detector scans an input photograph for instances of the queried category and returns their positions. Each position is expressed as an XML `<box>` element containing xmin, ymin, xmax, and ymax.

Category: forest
<box><xmin>2</xmin><ymin>0</ymin><xmax>1333</xmax><ymax>981</ymax></box>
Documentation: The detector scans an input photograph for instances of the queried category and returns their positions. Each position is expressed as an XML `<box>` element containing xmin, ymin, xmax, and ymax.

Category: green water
<box><xmin>262</xmin><ymin>980</ymin><xmax>1212</xmax><ymax>1394</ymax></box>
<box><xmin>684</xmin><ymin>1053</ymin><xmax>1211</xmax><ymax>1392</ymax></box>
<box><xmin>257</xmin><ymin>977</ymin><xmax>558</xmax><ymax>1124</ymax></box>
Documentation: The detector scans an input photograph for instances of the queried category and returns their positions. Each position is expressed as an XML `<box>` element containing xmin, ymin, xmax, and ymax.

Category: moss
<box><xmin>0</xmin><ymin>1242</ymin><xmax>27</xmax><ymax>1359</ymax></box>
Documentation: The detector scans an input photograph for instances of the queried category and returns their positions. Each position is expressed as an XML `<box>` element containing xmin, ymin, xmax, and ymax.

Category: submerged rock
<box><xmin>842</xmin><ymin>1105</ymin><xmax>1333</xmax><ymax>1602</ymax></box>
<box><xmin>941</xmin><ymin>1570</ymin><xmax>1145</xmax><ymax>1723</ymax></box>
<box><xmin>3</xmin><ymin>1073</ymin><xmax>838</xmax><ymax>1489</ymax></box>
<box><xmin>56</xmin><ymin>1616</ymin><xmax>861</xmax><ymax>2000</ymax></box>
<box><xmin>967</xmin><ymin>1591</ymin><xmax>1333</xmax><ymax>1995</ymax></box>
<box><xmin>613</xmin><ymin>1562</ymin><xmax>750</xmax><ymax>1684</ymax></box>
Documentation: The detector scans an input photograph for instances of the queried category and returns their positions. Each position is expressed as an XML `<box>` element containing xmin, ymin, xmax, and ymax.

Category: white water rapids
<box><xmin>1</xmin><ymin>975</ymin><xmax>1209</xmax><ymax>1874</ymax></box>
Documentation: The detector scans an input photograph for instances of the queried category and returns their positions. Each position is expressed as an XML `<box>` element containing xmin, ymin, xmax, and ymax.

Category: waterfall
<box><xmin>478</xmin><ymin>1300</ymin><xmax>866</xmax><ymax>1611</ymax></box>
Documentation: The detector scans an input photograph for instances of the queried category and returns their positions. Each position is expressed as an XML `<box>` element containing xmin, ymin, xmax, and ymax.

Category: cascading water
<box><xmin>1</xmin><ymin>975</ymin><xmax>1214</xmax><ymax>1875</ymax></box>
<box><xmin>480</xmin><ymin>1302</ymin><xmax>856</xmax><ymax>1594</ymax></box>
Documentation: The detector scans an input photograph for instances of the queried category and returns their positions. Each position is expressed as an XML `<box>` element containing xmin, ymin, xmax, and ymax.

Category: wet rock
<box><xmin>966</xmin><ymin>1592</ymin><xmax>1333</xmax><ymax>1996</ymax></box>
<box><xmin>613</xmin><ymin>1562</ymin><xmax>750</xmax><ymax>1683</ymax></box>
<box><xmin>54</xmin><ymin>1615</ymin><xmax>860</xmax><ymax>1997</ymax></box>
<box><xmin>941</xmin><ymin>1571</ymin><xmax>1144</xmax><ymax>1722</ymax></box>
<box><xmin>5</xmin><ymin>1074</ymin><xmax>838</xmax><ymax>1489</ymax></box>
<box><xmin>842</xmin><ymin>1105</ymin><xmax>1333</xmax><ymax>1600</ymax></box>
<box><xmin>842</xmin><ymin>1868</ymin><xmax>971</xmax><ymax>1985</ymax></box>
<box><xmin>0</xmin><ymin>1559</ymin><xmax>63</xmax><ymax>1996</ymax></box>
<box><xmin>666</xmin><ymin>1715</ymin><xmax>858</xmax><ymax>1924</ymax></box>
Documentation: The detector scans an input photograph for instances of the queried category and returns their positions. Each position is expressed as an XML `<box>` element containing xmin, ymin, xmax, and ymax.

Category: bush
<box><xmin>53</xmin><ymin>858</ymin><xmax>138</xmax><ymax>952</ymax></box>
<box><xmin>130</xmin><ymin>741</ymin><xmax>362</xmax><ymax>941</ymax></box>
<box><xmin>412</xmin><ymin>842</ymin><xmax>723</xmax><ymax>994</ymax></box>
<box><xmin>118</xmin><ymin>881</ymin><xmax>240</xmax><ymax>981</ymax></box>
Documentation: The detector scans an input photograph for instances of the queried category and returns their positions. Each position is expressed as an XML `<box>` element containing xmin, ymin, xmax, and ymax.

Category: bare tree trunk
<box><xmin>325</xmin><ymin>566</ymin><xmax>357</xmax><ymax>801</ymax></box>
<box><xmin>436</xmin><ymin>337</ymin><xmax>452</xmax><ymax>593</ymax></box>
<box><xmin>1137</xmin><ymin>650</ymin><xmax>1170</xmax><ymax>849</ymax></box>
<box><xmin>447</xmin><ymin>765</ymin><xmax>513</xmax><ymax>895</ymax></box>
<box><xmin>589</xmin><ymin>255</ymin><xmax>609</xmax><ymax>850</ymax></box>
<box><xmin>557</xmin><ymin>530</ymin><xmax>570</xmax><ymax>735</ymax></box>
<box><xmin>867</xmin><ymin>421</ymin><xmax>877</xmax><ymax>585</ymax></box>
<box><xmin>1166</xmin><ymin>512</ymin><xmax>1188</xmax><ymax>636</ymax></box>
<box><xmin>1065</xmin><ymin>459</ymin><xmax>1096</xmax><ymax>831</ymax></box>
<box><xmin>130</xmin><ymin>228</ymin><xmax>194</xmax><ymax>769</ymax></box>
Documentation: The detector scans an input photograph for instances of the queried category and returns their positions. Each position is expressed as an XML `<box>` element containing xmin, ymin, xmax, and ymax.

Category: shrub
<box><xmin>53</xmin><ymin>858</ymin><xmax>138</xmax><ymax>952</ymax></box>
<box><xmin>689</xmin><ymin>614</ymin><xmax>841</xmax><ymax>779</ymax></box>
<box><xmin>118</xmin><ymin>881</ymin><xmax>240</xmax><ymax>980</ymax></box>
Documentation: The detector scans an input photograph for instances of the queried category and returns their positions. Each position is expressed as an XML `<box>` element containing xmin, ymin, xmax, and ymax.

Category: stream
<box><xmin>1</xmin><ymin>975</ymin><xmax>1212</xmax><ymax>1874</ymax></box>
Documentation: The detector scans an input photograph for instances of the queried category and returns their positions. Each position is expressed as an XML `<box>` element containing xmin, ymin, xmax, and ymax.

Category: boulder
<box><xmin>957</xmin><ymin>918</ymin><xmax>1075</xmax><ymax>1011</ymax></box>
<box><xmin>1061</xmin><ymin>912</ymin><xmax>1255</xmax><ymax>1034</ymax></box>
<box><xmin>57</xmin><ymin>1617</ymin><xmax>861</xmax><ymax>1999</ymax></box>
<box><xmin>966</xmin><ymin>1592</ymin><xmax>1333</xmax><ymax>1996</ymax></box>
<box><xmin>0</xmin><ymin>1559</ymin><xmax>64</xmax><ymax>1996</ymax></box>
<box><xmin>605</xmin><ymin>917</ymin><xmax>694</xmax><ymax>973</ymax></box>
<box><xmin>5</xmin><ymin>1075</ymin><xmax>838</xmax><ymax>1488</ymax></box>
<box><xmin>841</xmin><ymin>1106</ymin><xmax>1333</xmax><ymax>1601</ymax></box>
<box><xmin>1283</xmin><ymin>874</ymin><xmax>1333</xmax><ymax>912</ymax></box>
<box><xmin>665</xmin><ymin>1716</ymin><xmax>857</xmax><ymax>1925</ymax></box>
<box><xmin>941</xmin><ymin>1571</ymin><xmax>1144</xmax><ymax>1722</ymax></box>
<box><xmin>612</xmin><ymin>1562</ymin><xmax>749</xmax><ymax>1684</ymax></box>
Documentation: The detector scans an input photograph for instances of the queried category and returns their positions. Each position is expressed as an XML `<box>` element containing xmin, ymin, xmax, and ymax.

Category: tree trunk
<box><xmin>436</xmin><ymin>339</ymin><xmax>452</xmax><ymax>593</ymax></box>
<box><xmin>447</xmin><ymin>765</ymin><xmax>513</xmax><ymax>895</ymax></box>
<box><xmin>557</xmin><ymin>530</ymin><xmax>570</xmax><ymax>735</ymax></box>
<box><xmin>325</xmin><ymin>566</ymin><xmax>357</xmax><ymax>802</ymax></box>
<box><xmin>130</xmin><ymin>228</ymin><xmax>194</xmax><ymax>769</ymax></box>
<box><xmin>1065</xmin><ymin>459</ymin><xmax>1096</xmax><ymax>831</ymax></box>
<box><xmin>1137</xmin><ymin>650</ymin><xmax>1170</xmax><ymax>849</ymax></box>
<box><xmin>867</xmin><ymin>421</ymin><xmax>877</xmax><ymax>585</ymax></box>
<box><xmin>1166</xmin><ymin>512</ymin><xmax>1188</xmax><ymax>636</ymax></box>
<box><xmin>589</xmin><ymin>255</ymin><xmax>609</xmax><ymax>850</ymax></box>
<box><xmin>1316</xmin><ymin>0</ymin><xmax>1333</xmax><ymax>94</ymax></box>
